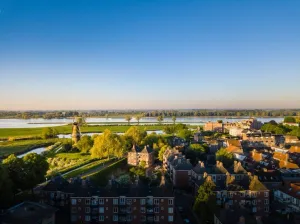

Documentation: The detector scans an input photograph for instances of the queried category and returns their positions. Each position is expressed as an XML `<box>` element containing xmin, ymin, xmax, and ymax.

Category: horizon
<box><xmin>1</xmin><ymin>0</ymin><xmax>300</xmax><ymax>110</ymax></box>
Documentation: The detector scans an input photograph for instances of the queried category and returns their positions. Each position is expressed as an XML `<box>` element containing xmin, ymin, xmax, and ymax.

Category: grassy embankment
<box><xmin>0</xmin><ymin>139</ymin><xmax>59</xmax><ymax>158</ymax></box>
<box><xmin>0</xmin><ymin>124</ymin><xmax>190</xmax><ymax>139</ymax></box>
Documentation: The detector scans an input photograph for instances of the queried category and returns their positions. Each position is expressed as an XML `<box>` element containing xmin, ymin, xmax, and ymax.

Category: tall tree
<box><xmin>0</xmin><ymin>164</ymin><xmax>13</xmax><ymax>208</ymax></box>
<box><xmin>157</xmin><ymin>115</ymin><xmax>164</xmax><ymax>124</ymax></box>
<box><xmin>124</xmin><ymin>126</ymin><xmax>147</xmax><ymax>145</ymax></box>
<box><xmin>216</xmin><ymin>148</ymin><xmax>234</xmax><ymax>168</ymax></box>
<box><xmin>158</xmin><ymin>145</ymin><xmax>168</xmax><ymax>161</ymax></box>
<box><xmin>172</xmin><ymin>116</ymin><xmax>176</xmax><ymax>125</ymax></box>
<box><xmin>3</xmin><ymin>155</ymin><xmax>26</xmax><ymax>193</ymax></box>
<box><xmin>135</xmin><ymin>114</ymin><xmax>143</xmax><ymax>125</ymax></box>
<box><xmin>41</xmin><ymin>127</ymin><xmax>58</xmax><ymax>139</ymax></box>
<box><xmin>76</xmin><ymin>135</ymin><xmax>93</xmax><ymax>153</ymax></box>
<box><xmin>193</xmin><ymin>179</ymin><xmax>216</xmax><ymax>222</ymax></box>
<box><xmin>76</xmin><ymin>116</ymin><xmax>86</xmax><ymax>126</ymax></box>
<box><xmin>125</xmin><ymin>115</ymin><xmax>132</xmax><ymax>125</ymax></box>
<box><xmin>91</xmin><ymin>129</ymin><xmax>124</xmax><ymax>159</ymax></box>
<box><xmin>23</xmin><ymin>153</ymin><xmax>49</xmax><ymax>194</ymax></box>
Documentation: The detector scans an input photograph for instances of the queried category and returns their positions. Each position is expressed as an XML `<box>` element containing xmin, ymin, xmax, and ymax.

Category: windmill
<box><xmin>72</xmin><ymin>116</ymin><xmax>82</xmax><ymax>144</ymax></box>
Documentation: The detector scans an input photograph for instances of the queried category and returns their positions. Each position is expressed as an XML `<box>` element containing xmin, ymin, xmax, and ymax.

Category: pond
<box><xmin>0</xmin><ymin>117</ymin><xmax>284</xmax><ymax>128</ymax></box>
<box><xmin>17</xmin><ymin>147</ymin><xmax>47</xmax><ymax>158</ymax></box>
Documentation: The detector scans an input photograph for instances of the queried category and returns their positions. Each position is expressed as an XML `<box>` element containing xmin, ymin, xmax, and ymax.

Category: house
<box><xmin>0</xmin><ymin>201</ymin><xmax>57</xmax><ymax>224</ymax></box>
<box><xmin>69</xmin><ymin>178</ymin><xmax>175</xmax><ymax>224</ymax></box>
<box><xmin>273</xmin><ymin>152</ymin><xmax>299</xmax><ymax>169</ymax></box>
<box><xmin>204</xmin><ymin>121</ymin><xmax>224</xmax><ymax>133</ymax></box>
<box><xmin>225</xmin><ymin>139</ymin><xmax>243</xmax><ymax>154</ymax></box>
<box><xmin>193</xmin><ymin>132</ymin><xmax>204</xmax><ymax>142</ymax></box>
<box><xmin>168</xmin><ymin>155</ymin><xmax>193</xmax><ymax>189</ymax></box>
<box><xmin>285</xmin><ymin>136</ymin><xmax>300</xmax><ymax>144</ymax></box>
<box><xmin>228</xmin><ymin>127</ymin><xmax>244</xmax><ymax>137</ymax></box>
<box><xmin>127</xmin><ymin>145</ymin><xmax>154</xmax><ymax>168</ymax></box>
<box><xmin>242</xmin><ymin>131</ymin><xmax>278</xmax><ymax>147</ymax></box>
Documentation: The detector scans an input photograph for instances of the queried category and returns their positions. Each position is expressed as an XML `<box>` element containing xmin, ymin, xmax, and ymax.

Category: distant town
<box><xmin>0</xmin><ymin>113</ymin><xmax>300</xmax><ymax>224</ymax></box>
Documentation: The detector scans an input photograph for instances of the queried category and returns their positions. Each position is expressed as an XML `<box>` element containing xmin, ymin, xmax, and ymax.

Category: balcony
<box><xmin>119</xmin><ymin>209</ymin><xmax>127</xmax><ymax>214</ymax></box>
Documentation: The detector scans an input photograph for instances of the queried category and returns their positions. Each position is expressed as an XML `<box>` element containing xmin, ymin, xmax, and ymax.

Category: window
<box><xmin>140</xmin><ymin>216</ymin><xmax>146</xmax><ymax>221</ymax></box>
<box><xmin>126</xmin><ymin>199</ymin><xmax>132</xmax><ymax>205</ymax></box>
<box><xmin>240</xmin><ymin>192</ymin><xmax>245</xmax><ymax>197</ymax></box>
<box><xmin>120</xmin><ymin>197</ymin><xmax>125</xmax><ymax>205</ymax></box>
<box><xmin>161</xmin><ymin>207</ymin><xmax>164</xmax><ymax>211</ymax></box>
<box><xmin>140</xmin><ymin>199</ymin><xmax>146</xmax><ymax>205</ymax></box>
<box><xmin>85</xmin><ymin>216</ymin><xmax>91</xmax><ymax>222</ymax></box>
<box><xmin>99</xmin><ymin>207</ymin><xmax>104</xmax><ymax>213</ymax></box>
<box><xmin>85</xmin><ymin>207</ymin><xmax>90</xmax><ymax>213</ymax></box>
<box><xmin>113</xmin><ymin>198</ymin><xmax>118</xmax><ymax>205</ymax></box>
<box><xmin>229</xmin><ymin>192</ymin><xmax>233</xmax><ymax>198</ymax></box>
<box><xmin>161</xmin><ymin>216</ymin><xmax>164</xmax><ymax>220</ymax></box>
<box><xmin>217</xmin><ymin>175</ymin><xmax>221</xmax><ymax>180</ymax></box>
<box><xmin>85</xmin><ymin>199</ymin><xmax>90</xmax><ymax>205</ymax></box>
<box><xmin>264</xmin><ymin>206</ymin><xmax>269</xmax><ymax>212</ymax></box>
<box><xmin>92</xmin><ymin>199</ymin><xmax>98</xmax><ymax>205</ymax></box>
<box><xmin>168</xmin><ymin>199</ymin><xmax>173</xmax><ymax>205</ymax></box>
<box><xmin>113</xmin><ymin>207</ymin><xmax>118</xmax><ymax>213</ymax></box>
<box><xmin>141</xmin><ymin>207</ymin><xmax>145</xmax><ymax>213</ymax></box>
<box><xmin>161</xmin><ymin>199</ymin><xmax>164</xmax><ymax>202</ymax></box>
<box><xmin>154</xmin><ymin>199</ymin><xmax>159</xmax><ymax>205</ymax></box>
<box><xmin>99</xmin><ymin>199</ymin><xmax>104</xmax><ymax>205</ymax></box>
<box><xmin>71</xmin><ymin>215</ymin><xmax>77</xmax><ymax>222</ymax></box>
<box><xmin>154</xmin><ymin>216</ymin><xmax>159</xmax><ymax>222</ymax></box>
<box><xmin>113</xmin><ymin>215</ymin><xmax>118</xmax><ymax>222</ymax></box>
<box><xmin>264</xmin><ymin>192</ymin><xmax>269</xmax><ymax>197</ymax></box>
<box><xmin>264</xmin><ymin>199</ymin><xmax>269</xmax><ymax>205</ymax></box>
<box><xmin>61</xmin><ymin>194</ymin><xmax>65</xmax><ymax>199</ymax></box>
<box><xmin>252</xmin><ymin>192</ymin><xmax>257</xmax><ymax>198</ymax></box>
<box><xmin>168</xmin><ymin>215</ymin><xmax>173</xmax><ymax>222</ymax></box>
<box><xmin>71</xmin><ymin>199</ymin><xmax>77</xmax><ymax>205</ymax></box>
<box><xmin>99</xmin><ymin>216</ymin><xmax>104</xmax><ymax>221</ymax></box>
<box><xmin>252</xmin><ymin>200</ymin><xmax>257</xmax><ymax>205</ymax></box>
<box><xmin>236</xmin><ymin>175</ymin><xmax>240</xmax><ymax>180</ymax></box>
<box><xmin>154</xmin><ymin>207</ymin><xmax>159</xmax><ymax>213</ymax></box>
<box><xmin>50</xmin><ymin>193</ymin><xmax>54</xmax><ymax>198</ymax></box>
<box><xmin>168</xmin><ymin>207</ymin><xmax>173</xmax><ymax>213</ymax></box>
<box><xmin>71</xmin><ymin>207</ymin><xmax>77</xmax><ymax>213</ymax></box>
<box><xmin>127</xmin><ymin>215</ymin><xmax>132</xmax><ymax>221</ymax></box>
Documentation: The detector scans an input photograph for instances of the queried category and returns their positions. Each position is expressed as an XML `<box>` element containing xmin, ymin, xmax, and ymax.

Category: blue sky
<box><xmin>0</xmin><ymin>0</ymin><xmax>299</xmax><ymax>110</ymax></box>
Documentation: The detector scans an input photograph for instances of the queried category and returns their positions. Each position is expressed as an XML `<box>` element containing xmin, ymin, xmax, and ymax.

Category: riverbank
<box><xmin>0</xmin><ymin>124</ymin><xmax>181</xmax><ymax>139</ymax></box>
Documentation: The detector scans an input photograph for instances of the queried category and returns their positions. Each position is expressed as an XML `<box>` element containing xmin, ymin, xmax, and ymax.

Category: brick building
<box><xmin>204</xmin><ymin>122</ymin><xmax>224</xmax><ymax>132</ymax></box>
<box><xmin>127</xmin><ymin>145</ymin><xmax>154</xmax><ymax>168</ymax></box>
<box><xmin>69</xmin><ymin>181</ymin><xmax>175</xmax><ymax>224</ymax></box>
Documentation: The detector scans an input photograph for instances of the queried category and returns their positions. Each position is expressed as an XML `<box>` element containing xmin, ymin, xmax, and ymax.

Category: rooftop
<box><xmin>0</xmin><ymin>201</ymin><xmax>57</xmax><ymax>224</ymax></box>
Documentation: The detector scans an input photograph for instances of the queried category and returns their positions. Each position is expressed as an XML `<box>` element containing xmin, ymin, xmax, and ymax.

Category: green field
<box><xmin>0</xmin><ymin>139</ymin><xmax>58</xmax><ymax>157</ymax></box>
<box><xmin>0</xmin><ymin>124</ymin><xmax>173</xmax><ymax>139</ymax></box>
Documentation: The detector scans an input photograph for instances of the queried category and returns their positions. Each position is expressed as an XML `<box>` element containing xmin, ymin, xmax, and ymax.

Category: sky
<box><xmin>0</xmin><ymin>0</ymin><xmax>299</xmax><ymax>110</ymax></box>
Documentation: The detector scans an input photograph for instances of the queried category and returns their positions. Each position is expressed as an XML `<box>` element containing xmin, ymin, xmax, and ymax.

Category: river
<box><xmin>0</xmin><ymin>117</ymin><xmax>284</xmax><ymax>128</ymax></box>
<box><xmin>17</xmin><ymin>147</ymin><xmax>47</xmax><ymax>158</ymax></box>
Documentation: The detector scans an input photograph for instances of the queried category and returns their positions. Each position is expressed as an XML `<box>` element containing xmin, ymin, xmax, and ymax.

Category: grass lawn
<box><xmin>0</xmin><ymin>139</ymin><xmax>59</xmax><ymax>157</ymax></box>
<box><xmin>0</xmin><ymin>124</ymin><xmax>178</xmax><ymax>139</ymax></box>
<box><xmin>63</xmin><ymin>158</ymin><xmax>111</xmax><ymax>179</ymax></box>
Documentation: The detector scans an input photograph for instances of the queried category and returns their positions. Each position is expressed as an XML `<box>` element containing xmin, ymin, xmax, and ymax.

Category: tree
<box><xmin>284</xmin><ymin>116</ymin><xmax>296</xmax><ymax>123</ymax></box>
<box><xmin>41</xmin><ymin>127</ymin><xmax>58</xmax><ymax>139</ymax></box>
<box><xmin>0</xmin><ymin>164</ymin><xmax>13</xmax><ymax>208</ymax></box>
<box><xmin>2</xmin><ymin>155</ymin><xmax>26</xmax><ymax>193</ymax></box>
<box><xmin>193</xmin><ymin>179</ymin><xmax>216</xmax><ymax>222</ymax></box>
<box><xmin>177</xmin><ymin>129</ymin><xmax>192</xmax><ymax>141</ymax></box>
<box><xmin>91</xmin><ymin>129</ymin><xmax>124</xmax><ymax>159</ymax></box>
<box><xmin>135</xmin><ymin>114</ymin><xmax>143</xmax><ymax>125</ymax></box>
<box><xmin>125</xmin><ymin>115</ymin><xmax>132</xmax><ymax>125</ymax></box>
<box><xmin>189</xmin><ymin>144</ymin><xmax>206</xmax><ymax>153</ymax></box>
<box><xmin>139</xmin><ymin>161</ymin><xmax>146</xmax><ymax>168</ymax></box>
<box><xmin>76</xmin><ymin>135</ymin><xmax>93</xmax><ymax>153</ymax></box>
<box><xmin>216</xmin><ymin>148</ymin><xmax>234</xmax><ymax>168</ymax></box>
<box><xmin>157</xmin><ymin>115</ymin><xmax>164</xmax><ymax>124</ymax></box>
<box><xmin>124</xmin><ymin>126</ymin><xmax>147</xmax><ymax>145</ymax></box>
<box><xmin>158</xmin><ymin>145</ymin><xmax>168</xmax><ymax>161</ymax></box>
<box><xmin>142</xmin><ymin>133</ymin><xmax>159</xmax><ymax>148</ymax></box>
<box><xmin>172</xmin><ymin>116</ymin><xmax>176</xmax><ymax>125</ymax></box>
<box><xmin>23</xmin><ymin>153</ymin><xmax>49</xmax><ymax>194</ymax></box>
<box><xmin>75</xmin><ymin>116</ymin><xmax>86</xmax><ymax>126</ymax></box>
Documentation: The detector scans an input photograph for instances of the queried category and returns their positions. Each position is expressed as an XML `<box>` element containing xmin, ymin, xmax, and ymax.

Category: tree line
<box><xmin>1</xmin><ymin>109</ymin><xmax>300</xmax><ymax>119</ymax></box>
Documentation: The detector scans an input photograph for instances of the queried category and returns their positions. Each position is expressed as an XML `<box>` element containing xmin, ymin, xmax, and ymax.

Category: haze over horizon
<box><xmin>1</xmin><ymin>0</ymin><xmax>299</xmax><ymax>110</ymax></box>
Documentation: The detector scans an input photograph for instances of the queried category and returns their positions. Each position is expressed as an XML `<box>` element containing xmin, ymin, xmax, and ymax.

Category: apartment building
<box><xmin>274</xmin><ymin>183</ymin><xmax>300</xmax><ymax>213</ymax></box>
<box><xmin>204</xmin><ymin>121</ymin><xmax>224</xmax><ymax>132</ymax></box>
<box><xmin>70</xmin><ymin>183</ymin><xmax>175</xmax><ymax>224</ymax></box>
